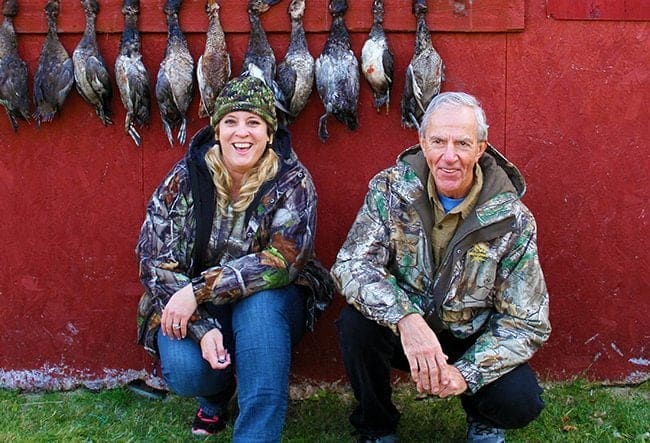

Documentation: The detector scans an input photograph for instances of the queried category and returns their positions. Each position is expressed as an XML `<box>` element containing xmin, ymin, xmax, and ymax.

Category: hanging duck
<box><xmin>0</xmin><ymin>0</ymin><xmax>29</xmax><ymax>131</ymax></box>
<box><xmin>315</xmin><ymin>0</ymin><xmax>359</xmax><ymax>142</ymax></box>
<box><xmin>400</xmin><ymin>0</ymin><xmax>444</xmax><ymax>130</ymax></box>
<box><xmin>115</xmin><ymin>0</ymin><xmax>151</xmax><ymax>147</ymax></box>
<box><xmin>156</xmin><ymin>0</ymin><xmax>194</xmax><ymax>147</ymax></box>
<box><xmin>361</xmin><ymin>0</ymin><xmax>394</xmax><ymax>114</ymax></box>
<box><xmin>73</xmin><ymin>0</ymin><xmax>112</xmax><ymax>126</ymax></box>
<box><xmin>276</xmin><ymin>0</ymin><xmax>314</xmax><ymax>125</ymax></box>
<box><xmin>241</xmin><ymin>0</ymin><xmax>286</xmax><ymax>109</ymax></box>
<box><xmin>33</xmin><ymin>0</ymin><xmax>74</xmax><ymax>126</ymax></box>
<box><xmin>197</xmin><ymin>0</ymin><xmax>230</xmax><ymax>119</ymax></box>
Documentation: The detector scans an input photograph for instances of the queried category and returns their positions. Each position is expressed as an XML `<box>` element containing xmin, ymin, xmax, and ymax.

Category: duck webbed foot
<box><xmin>318</xmin><ymin>113</ymin><xmax>329</xmax><ymax>142</ymax></box>
<box><xmin>126</xmin><ymin>116</ymin><xmax>142</xmax><ymax>147</ymax></box>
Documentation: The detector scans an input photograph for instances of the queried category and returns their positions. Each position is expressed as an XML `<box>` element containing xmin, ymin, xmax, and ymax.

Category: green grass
<box><xmin>0</xmin><ymin>380</ymin><xmax>647</xmax><ymax>442</ymax></box>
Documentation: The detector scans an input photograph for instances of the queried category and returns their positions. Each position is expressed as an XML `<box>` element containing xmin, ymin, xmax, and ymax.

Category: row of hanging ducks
<box><xmin>0</xmin><ymin>0</ymin><xmax>444</xmax><ymax>146</ymax></box>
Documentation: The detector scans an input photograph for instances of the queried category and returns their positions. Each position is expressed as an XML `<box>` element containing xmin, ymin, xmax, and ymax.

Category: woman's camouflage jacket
<box><xmin>136</xmin><ymin>126</ymin><xmax>333</xmax><ymax>358</ymax></box>
<box><xmin>331</xmin><ymin>144</ymin><xmax>551</xmax><ymax>393</ymax></box>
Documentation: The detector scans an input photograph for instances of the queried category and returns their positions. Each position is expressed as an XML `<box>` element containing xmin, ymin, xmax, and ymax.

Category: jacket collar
<box><xmin>398</xmin><ymin>143</ymin><xmax>527</xmax><ymax>202</ymax></box>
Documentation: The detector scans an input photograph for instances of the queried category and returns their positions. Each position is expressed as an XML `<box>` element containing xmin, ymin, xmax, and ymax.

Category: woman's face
<box><xmin>217</xmin><ymin>111</ymin><xmax>270</xmax><ymax>179</ymax></box>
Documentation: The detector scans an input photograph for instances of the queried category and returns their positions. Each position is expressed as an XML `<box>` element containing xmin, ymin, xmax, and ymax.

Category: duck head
<box><xmin>206</xmin><ymin>0</ymin><xmax>220</xmax><ymax>14</ymax></box>
<box><xmin>45</xmin><ymin>0</ymin><xmax>59</xmax><ymax>18</ymax></box>
<box><xmin>329</xmin><ymin>0</ymin><xmax>348</xmax><ymax>16</ymax></box>
<box><xmin>412</xmin><ymin>0</ymin><xmax>428</xmax><ymax>15</ymax></box>
<box><xmin>248</xmin><ymin>0</ymin><xmax>281</xmax><ymax>16</ymax></box>
<box><xmin>81</xmin><ymin>0</ymin><xmax>98</xmax><ymax>15</ymax></box>
<box><xmin>288</xmin><ymin>0</ymin><xmax>305</xmax><ymax>20</ymax></box>
<box><xmin>3</xmin><ymin>0</ymin><xmax>18</xmax><ymax>18</ymax></box>
<box><xmin>372</xmin><ymin>0</ymin><xmax>385</xmax><ymax>21</ymax></box>
<box><xmin>164</xmin><ymin>0</ymin><xmax>182</xmax><ymax>16</ymax></box>
<box><xmin>122</xmin><ymin>0</ymin><xmax>140</xmax><ymax>16</ymax></box>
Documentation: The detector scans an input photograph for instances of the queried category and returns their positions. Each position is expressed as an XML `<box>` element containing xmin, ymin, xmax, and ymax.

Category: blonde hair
<box><xmin>205</xmin><ymin>143</ymin><xmax>280</xmax><ymax>213</ymax></box>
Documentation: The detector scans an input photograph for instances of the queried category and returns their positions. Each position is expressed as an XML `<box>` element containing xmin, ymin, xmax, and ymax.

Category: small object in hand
<box><xmin>217</xmin><ymin>359</ymin><xmax>226</xmax><ymax>364</ymax></box>
<box><xmin>172</xmin><ymin>323</ymin><xmax>181</xmax><ymax>329</ymax></box>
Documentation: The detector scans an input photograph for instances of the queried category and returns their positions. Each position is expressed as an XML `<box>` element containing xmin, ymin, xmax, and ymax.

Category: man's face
<box><xmin>420</xmin><ymin>104</ymin><xmax>487</xmax><ymax>199</ymax></box>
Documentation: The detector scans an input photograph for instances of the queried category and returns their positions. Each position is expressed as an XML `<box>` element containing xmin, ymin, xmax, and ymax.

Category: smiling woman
<box><xmin>135</xmin><ymin>74</ymin><xmax>334</xmax><ymax>440</ymax></box>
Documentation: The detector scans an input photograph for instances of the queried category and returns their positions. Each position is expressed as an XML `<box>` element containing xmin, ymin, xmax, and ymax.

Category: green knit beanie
<box><xmin>210</xmin><ymin>75</ymin><xmax>278</xmax><ymax>133</ymax></box>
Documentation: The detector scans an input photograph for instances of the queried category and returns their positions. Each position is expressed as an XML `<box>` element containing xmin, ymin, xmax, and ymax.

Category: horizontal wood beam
<box><xmin>7</xmin><ymin>0</ymin><xmax>525</xmax><ymax>34</ymax></box>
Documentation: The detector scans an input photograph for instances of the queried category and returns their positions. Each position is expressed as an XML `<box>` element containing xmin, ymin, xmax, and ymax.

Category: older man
<box><xmin>332</xmin><ymin>92</ymin><xmax>551</xmax><ymax>443</ymax></box>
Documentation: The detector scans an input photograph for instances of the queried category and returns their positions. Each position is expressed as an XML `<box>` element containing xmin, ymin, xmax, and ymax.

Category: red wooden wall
<box><xmin>1</xmin><ymin>0</ymin><xmax>648</xmax><ymax>390</ymax></box>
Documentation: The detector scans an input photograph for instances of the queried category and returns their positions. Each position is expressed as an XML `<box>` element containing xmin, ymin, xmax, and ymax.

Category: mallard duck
<box><xmin>361</xmin><ymin>0</ymin><xmax>394</xmax><ymax>114</ymax></box>
<box><xmin>73</xmin><ymin>0</ymin><xmax>112</xmax><ymax>126</ymax></box>
<box><xmin>0</xmin><ymin>0</ymin><xmax>29</xmax><ymax>131</ymax></box>
<box><xmin>315</xmin><ymin>0</ymin><xmax>359</xmax><ymax>142</ymax></box>
<box><xmin>33</xmin><ymin>0</ymin><xmax>74</xmax><ymax>126</ymax></box>
<box><xmin>276</xmin><ymin>0</ymin><xmax>314</xmax><ymax>125</ymax></box>
<box><xmin>197</xmin><ymin>0</ymin><xmax>230</xmax><ymax>119</ymax></box>
<box><xmin>115</xmin><ymin>0</ymin><xmax>151</xmax><ymax>147</ymax></box>
<box><xmin>241</xmin><ymin>0</ymin><xmax>286</xmax><ymax>108</ymax></box>
<box><xmin>156</xmin><ymin>0</ymin><xmax>194</xmax><ymax>147</ymax></box>
<box><xmin>400</xmin><ymin>0</ymin><xmax>444</xmax><ymax>130</ymax></box>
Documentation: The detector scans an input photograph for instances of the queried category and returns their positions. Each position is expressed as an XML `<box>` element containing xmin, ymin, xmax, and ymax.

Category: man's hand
<box><xmin>397</xmin><ymin>313</ymin><xmax>466</xmax><ymax>397</ymax></box>
<box><xmin>200</xmin><ymin>329</ymin><xmax>231</xmax><ymax>369</ymax></box>
<box><xmin>161</xmin><ymin>283</ymin><xmax>198</xmax><ymax>339</ymax></box>
<box><xmin>436</xmin><ymin>365</ymin><xmax>468</xmax><ymax>398</ymax></box>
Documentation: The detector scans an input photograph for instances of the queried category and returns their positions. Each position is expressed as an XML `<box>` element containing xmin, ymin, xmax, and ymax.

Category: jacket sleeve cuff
<box><xmin>454</xmin><ymin>359</ymin><xmax>484</xmax><ymax>394</ymax></box>
<box><xmin>187</xmin><ymin>316</ymin><xmax>221</xmax><ymax>343</ymax></box>
<box><xmin>387</xmin><ymin>304</ymin><xmax>424</xmax><ymax>335</ymax></box>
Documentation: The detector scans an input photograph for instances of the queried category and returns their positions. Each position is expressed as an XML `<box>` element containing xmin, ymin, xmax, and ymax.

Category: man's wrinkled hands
<box><xmin>397</xmin><ymin>313</ymin><xmax>467</xmax><ymax>397</ymax></box>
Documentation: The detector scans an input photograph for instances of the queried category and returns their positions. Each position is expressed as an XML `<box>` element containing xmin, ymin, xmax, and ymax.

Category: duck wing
<box><xmin>315</xmin><ymin>1</ymin><xmax>359</xmax><ymax>142</ymax></box>
<box><xmin>115</xmin><ymin>0</ymin><xmax>151</xmax><ymax>147</ymax></box>
<box><xmin>361</xmin><ymin>0</ymin><xmax>394</xmax><ymax>114</ymax></box>
<box><xmin>197</xmin><ymin>0</ymin><xmax>230</xmax><ymax>119</ymax></box>
<box><xmin>155</xmin><ymin>0</ymin><xmax>195</xmax><ymax>147</ymax></box>
<box><xmin>197</xmin><ymin>51</ymin><xmax>230</xmax><ymax>119</ymax></box>
<box><xmin>72</xmin><ymin>1</ymin><xmax>112</xmax><ymax>125</ymax></box>
<box><xmin>0</xmin><ymin>4</ymin><xmax>30</xmax><ymax>131</ymax></box>
<box><xmin>276</xmin><ymin>0</ymin><xmax>314</xmax><ymax>124</ymax></box>
<box><xmin>400</xmin><ymin>0</ymin><xmax>444</xmax><ymax>129</ymax></box>
<box><xmin>33</xmin><ymin>1</ymin><xmax>74</xmax><ymax>125</ymax></box>
<box><xmin>115</xmin><ymin>51</ymin><xmax>151</xmax><ymax>146</ymax></box>
<box><xmin>242</xmin><ymin>1</ymin><xmax>288</xmax><ymax>113</ymax></box>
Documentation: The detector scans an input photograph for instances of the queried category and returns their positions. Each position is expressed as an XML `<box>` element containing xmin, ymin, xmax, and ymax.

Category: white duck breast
<box><xmin>361</xmin><ymin>0</ymin><xmax>394</xmax><ymax>114</ymax></box>
<box><xmin>242</xmin><ymin>0</ymin><xmax>286</xmax><ymax>111</ymax></box>
<box><xmin>315</xmin><ymin>0</ymin><xmax>359</xmax><ymax>142</ymax></box>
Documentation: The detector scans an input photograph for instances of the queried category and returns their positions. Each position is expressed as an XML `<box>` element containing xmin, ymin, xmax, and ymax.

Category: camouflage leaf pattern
<box><xmin>136</xmin><ymin>148</ymin><xmax>328</xmax><ymax>357</ymax></box>
<box><xmin>331</xmin><ymin>145</ymin><xmax>551</xmax><ymax>393</ymax></box>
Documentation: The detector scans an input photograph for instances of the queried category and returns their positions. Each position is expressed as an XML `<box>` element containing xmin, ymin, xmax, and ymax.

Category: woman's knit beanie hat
<box><xmin>210</xmin><ymin>75</ymin><xmax>278</xmax><ymax>133</ymax></box>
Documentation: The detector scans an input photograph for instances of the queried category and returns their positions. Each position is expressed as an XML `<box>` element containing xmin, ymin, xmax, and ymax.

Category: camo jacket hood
<box><xmin>136</xmin><ymin>125</ymin><xmax>334</xmax><ymax>358</ymax></box>
<box><xmin>331</xmin><ymin>144</ymin><xmax>551</xmax><ymax>393</ymax></box>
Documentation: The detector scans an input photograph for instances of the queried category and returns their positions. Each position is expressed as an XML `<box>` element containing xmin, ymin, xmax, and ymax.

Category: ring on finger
<box><xmin>172</xmin><ymin>323</ymin><xmax>181</xmax><ymax>330</ymax></box>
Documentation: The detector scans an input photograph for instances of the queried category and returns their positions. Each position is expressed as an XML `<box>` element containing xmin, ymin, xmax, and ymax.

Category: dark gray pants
<box><xmin>336</xmin><ymin>306</ymin><xmax>545</xmax><ymax>437</ymax></box>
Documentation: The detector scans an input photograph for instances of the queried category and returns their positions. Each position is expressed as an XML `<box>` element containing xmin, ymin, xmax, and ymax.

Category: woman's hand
<box><xmin>200</xmin><ymin>329</ymin><xmax>232</xmax><ymax>369</ymax></box>
<box><xmin>161</xmin><ymin>283</ymin><xmax>198</xmax><ymax>339</ymax></box>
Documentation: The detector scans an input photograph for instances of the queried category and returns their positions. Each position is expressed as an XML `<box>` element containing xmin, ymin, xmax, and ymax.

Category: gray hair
<box><xmin>418</xmin><ymin>92</ymin><xmax>489</xmax><ymax>142</ymax></box>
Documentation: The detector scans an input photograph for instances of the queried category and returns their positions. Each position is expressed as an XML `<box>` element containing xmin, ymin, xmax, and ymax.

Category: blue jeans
<box><xmin>157</xmin><ymin>284</ymin><xmax>306</xmax><ymax>442</ymax></box>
